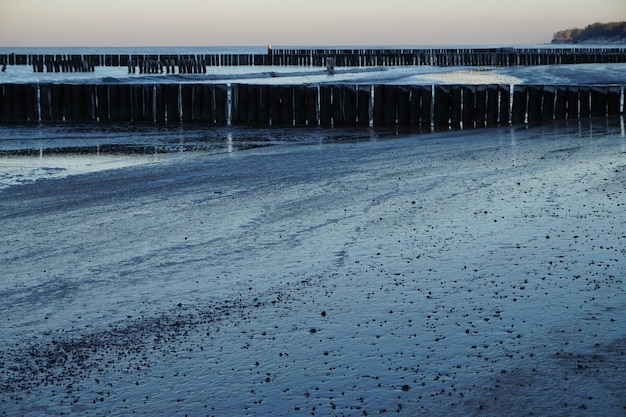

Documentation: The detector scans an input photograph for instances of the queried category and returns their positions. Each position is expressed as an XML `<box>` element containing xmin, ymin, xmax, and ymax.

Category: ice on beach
<box><xmin>1</xmin><ymin>118</ymin><xmax>625</xmax><ymax>416</ymax></box>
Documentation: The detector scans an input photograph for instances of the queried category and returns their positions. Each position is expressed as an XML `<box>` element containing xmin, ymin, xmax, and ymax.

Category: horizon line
<box><xmin>0</xmin><ymin>42</ymin><xmax>583</xmax><ymax>49</ymax></box>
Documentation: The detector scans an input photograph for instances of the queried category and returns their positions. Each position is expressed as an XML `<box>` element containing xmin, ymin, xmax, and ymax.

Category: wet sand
<box><xmin>1</xmin><ymin>119</ymin><xmax>625</xmax><ymax>416</ymax></box>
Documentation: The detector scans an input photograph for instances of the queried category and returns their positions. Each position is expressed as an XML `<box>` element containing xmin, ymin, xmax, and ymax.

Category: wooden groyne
<box><xmin>268</xmin><ymin>47</ymin><xmax>626</xmax><ymax>67</ymax></box>
<box><xmin>0</xmin><ymin>84</ymin><xmax>228</xmax><ymax>123</ymax></box>
<box><xmin>1</xmin><ymin>47</ymin><xmax>626</xmax><ymax>72</ymax></box>
<box><xmin>1</xmin><ymin>83</ymin><xmax>623</xmax><ymax>129</ymax></box>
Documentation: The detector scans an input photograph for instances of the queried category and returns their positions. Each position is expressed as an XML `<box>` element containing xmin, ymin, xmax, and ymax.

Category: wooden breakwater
<box><xmin>2</xmin><ymin>47</ymin><xmax>626</xmax><ymax>72</ymax></box>
<box><xmin>0</xmin><ymin>84</ymin><xmax>228</xmax><ymax>123</ymax></box>
<box><xmin>1</xmin><ymin>83</ymin><xmax>623</xmax><ymax>129</ymax></box>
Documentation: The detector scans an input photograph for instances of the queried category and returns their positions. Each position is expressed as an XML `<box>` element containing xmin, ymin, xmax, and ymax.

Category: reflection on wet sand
<box><xmin>0</xmin><ymin>124</ymin><xmax>390</xmax><ymax>188</ymax></box>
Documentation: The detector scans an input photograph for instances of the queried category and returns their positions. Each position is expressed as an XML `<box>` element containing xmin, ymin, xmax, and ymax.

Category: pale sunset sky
<box><xmin>0</xmin><ymin>0</ymin><xmax>624</xmax><ymax>47</ymax></box>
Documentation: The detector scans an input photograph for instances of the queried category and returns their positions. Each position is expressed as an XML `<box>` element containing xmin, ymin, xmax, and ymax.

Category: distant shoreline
<box><xmin>551</xmin><ymin>38</ymin><xmax>626</xmax><ymax>45</ymax></box>
<box><xmin>551</xmin><ymin>21</ymin><xmax>626</xmax><ymax>44</ymax></box>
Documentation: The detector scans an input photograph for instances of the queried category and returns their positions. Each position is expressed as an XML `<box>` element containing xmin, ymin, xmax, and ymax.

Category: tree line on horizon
<box><xmin>552</xmin><ymin>21</ymin><xmax>626</xmax><ymax>44</ymax></box>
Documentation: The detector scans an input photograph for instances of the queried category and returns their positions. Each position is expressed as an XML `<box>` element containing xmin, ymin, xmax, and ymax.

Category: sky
<box><xmin>0</xmin><ymin>0</ymin><xmax>624</xmax><ymax>47</ymax></box>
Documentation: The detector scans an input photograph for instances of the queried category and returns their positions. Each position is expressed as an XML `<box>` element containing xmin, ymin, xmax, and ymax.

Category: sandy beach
<box><xmin>1</xmin><ymin>118</ymin><xmax>625</xmax><ymax>416</ymax></box>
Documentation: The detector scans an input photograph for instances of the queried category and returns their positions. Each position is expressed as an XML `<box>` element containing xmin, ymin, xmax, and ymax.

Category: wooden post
<box><xmin>333</xmin><ymin>85</ymin><xmax>357</xmax><ymax>126</ymax></box>
<box><xmin>0</xmin><ymin>84</ymin><xmax>11</xmax><ymax>122</ymax></box>
<box><xmin>39</xmin><ymin>84</ymin><xmax>52</xmax><ymax>121</ymax></box>
<box><xmin>143</xmin><ymin>85</ymin><xmax>155</xmax><ymax>122</ymax></box>
<box><xmin>108</xmin><ymin>84</ymin><xmax>120</xmax><ymax>122</ymax></box>
<box><xmin>131</xmin><ymin>84</ymin><xmax>145</xmax><ymax>122</ymax></box>
<box><xmin>181</xmin><ymin>84</ymin><xmax>193</xmax><ymax>122</ymax></box>
<box><xmin>541</xmin><ymin>86</ymin><xmax>555</xmax><ymax>121</ymax></box>
<box><xmin>421</xmin><ymin>86</ymin><xmax>432</xmax><ymax>129</ymax></box>
<box><xmin>83</xmin><ymin>84</ymin><xmax>98</xmax><ymax>122</ymax></box>
<box><xmin>97</xmin><ymin>84</ymin><xmax>109</xmax><ymax>121</ymax></box>
<box><xmin>319</xmin><ymin>85</ymin><xmax>332</xmax><ymax>127</ymax></box>
<box><xmin>562</xmin><ymin>53</ymin><xmax>574</xmax><ymax>65</ymax></box>
<box><xmin>511</xmin><ymin>85</ymin><xmax>527</xmax><ymax>124</ymax></box>
<box><xmin>305</xmin><ymin>85</ymin><xmax>318</xmax><ymax>126</ymax></box>
<box><xmin>269</xmin><ymin>85</ymin><xmax>280</xmax><ymax>125</ymax></box>
<box><xmin>230</xmin><ymin>84</ymin><xmax>239</xmax><ymax>125</ymax></box>
<box><xmin>165</xmin><ymin>84</ymin><xmax>180</xmax><ymax>122</ymax></box>
<box><xmin>331</xmin><ymin>85</ymin><xmax>344</xmax><ymax>127</ymax></box>
<box><xmin>279</xmin><ymin>86</ymin><xmax>294</xmax><ymax>126</ymax></box>
<box><xmin>407</xmin><ymin>86</ymin><xmax>421</xmax><ymax>127</ymax></box>
<box><xmin>84</xmin><ymin>84</ymin><xmax>97</xmax><ymax>121</ymax></box>
<box><xmin>258</xmin><ymin>85</ymin><xmax>271</xmax><ymax>125</ymax></box>
<box><xmin>294</xmin><ymin>86</ymin><xmax>307</xmax><ymax>126</ymax></box>
<box><xmin>499</xmin><ymin>85</ymin><xmax>510</xmax><ymax>125</ymax></box>
<box><xmin>526</xmin><ymin>85</ymin><xmax>543</xmax><ymax>123</ymax></box>
<box><xmin>566</xmin><ymin>87</ymin><xmax>579</xmax><ymax>119</ymax></box>
<box><xmin>345</xmin><ymin>85</ymin><xmax>358</xmax><ymax>126</ymax></box>
<box><xmin>11</xmin><ymin>84</ymin><xmax>28</xmax><ymax>121</ymax></box>
<box><xmin>591</xmin><ymin>86</ymin><xmax>608</xmax><ymax>117</ymax></box>
<box><xmin>186</xmin><ymin>84</ymin><xmax>199</xmax><ymax>121</ymax></box>
<box><xmin>118</xmin><ymin>84</ymin><xmax>132</xmax><ymax>121</ymax></box>
<box><xmin>486</xmin><ymin>85</ymin><xmax>499</xmax><ymax>126</ymax></box>
<box><xmin>3</xmin><ymin>84</ymin><xmax>18</xmax><ymax>121</ymax></box>
<box><xmin>449</xmin><ymin>86</ymin><xmax>462</xmax><ymax>129</ymax></box>
<box><xmin>474</xmin><ymin>85</ymin><xmax>486</xmax><ymax>128</ymax></box>
<box><xmin>579</xmin><ymin>86</ymin><xmax>591</xmax><ymax>118</ymax></box>
<box><xmin>0</xmin><ymin>85</ymin><xmax>5</xmax><ymax>123</ymax></box>
<box><xmin>416</xmin><ymin>85</ymin><xmax>430</xmax><ymax>128</ymax></box>
<box><xmin>462</xmin><ymin>85</ymin><xmax>476</xmax><ymax>128</ymax></box>
<box><xmin>62</xmin><ymin>84</ymin><xmax>73</xmax><ymax>121</ymax></box>
<box><xmin>214</xmin><ymin>85</ymin><xmax>228</xmax><ymax>124</ymax></box>
<box><xmin>51</xmin><ymin>84</ymin><xmax>65</xmax><ymax>121</ymax></box>
<box><xmin>199</xmin><ymin>84</ymin><xmax>214</xmax><ymax>123</ymax></box>
<box><xmin>397</xmin><ymin>86</ymin><xmax>411</xmax><ymax>126</ymax></box>
<box><xmin>554</xmin><ymin>86</ymin><xmax>568</xmax><ymax>120</ymax></box>
<box><xmin>374</xmin><ymin>85</ymin><xmax>398</xmax><ymax>126</ymax></box>
<box><xmin>247</xmin><ymin>85</ymin><xmax>260</xmax><ymax>125</ymax></box>
<box><xmin>357</xmin><ymin>85</ymin><xmax>371</xmax><ymax>127</ymax></box>
<box><xmin>231</xmin><ymin>84</ymin><xmax>246</xmax><ymax>124</ymax></box>
<box><xmin>372</xmin><ymin>85</ymin><xmax>384</xmax><ymax>127</ymax></box>
<box><xmin>384</xmin><ymin>85</ymin><xmax>399</xmax><ymax>126</ymax></box>
<box><xmin>26</xmin><ymin>84</ymin><xmax>38</xmax><ymax>122</ymax></box>
<box><xmin>607</xmin><ymin>86</ymin><xmax>621</xmax><ymax>116</ymax></box>
<box><xmin>434</xmin><ymin>85</ymin><xmax>451</xmax><ymax>130</ymax></box>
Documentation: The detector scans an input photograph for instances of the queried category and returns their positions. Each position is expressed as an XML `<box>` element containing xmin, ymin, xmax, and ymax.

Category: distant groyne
<box><xmin>1</xmin><ymin>47</ymin><xmax>626</xmax><ymax>72</ymax></box>
<box><xmin>1</xmin><ymin>83</ymin><xmax>623</xmax><ymax>129</ymax></box>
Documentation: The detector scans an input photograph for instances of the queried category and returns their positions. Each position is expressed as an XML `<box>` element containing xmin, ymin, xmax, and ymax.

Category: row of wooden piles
<box><xmin>0</xmin><ymin>84</ymin><xmax>228</xmax><ymax>124</ymax></box>
<box><xmin>0</xmin><ymin>83</ymin><xmax>623</xmax><ymax>128</ymax></box>
<box><xmin>3</xmin><ymin>47</ymin><xmax>626</xmax><ymax>69</ymax></box>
